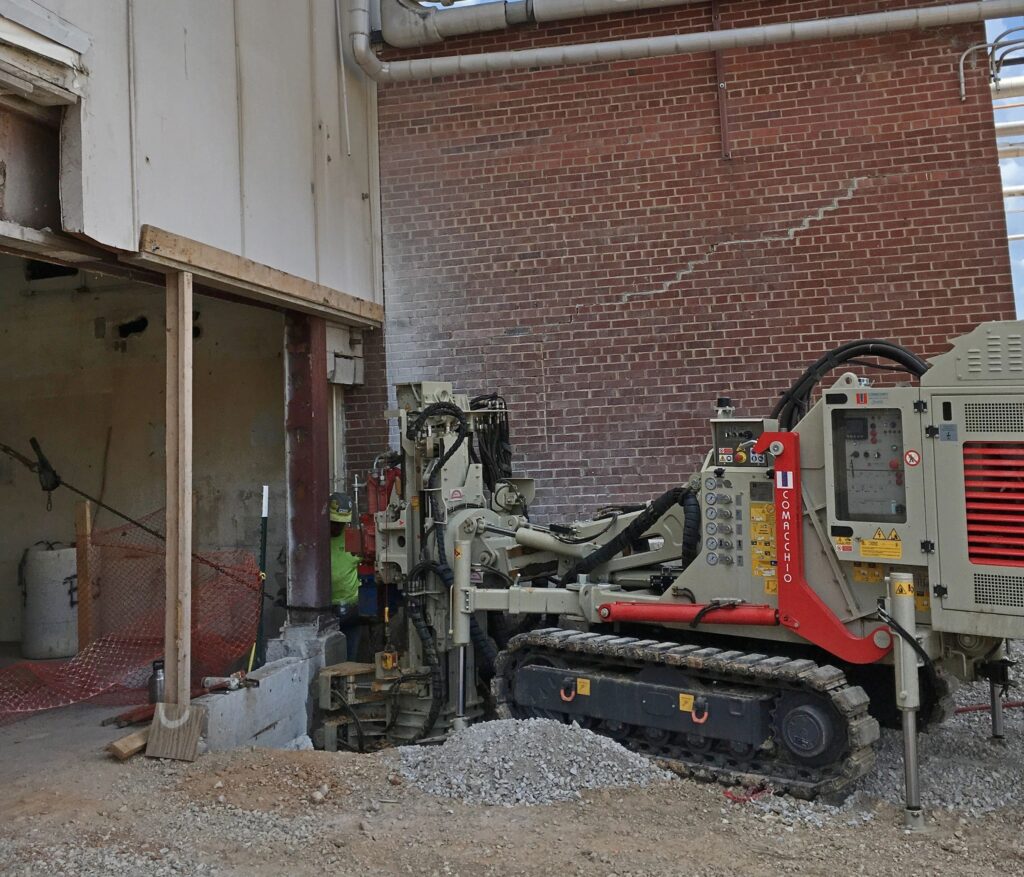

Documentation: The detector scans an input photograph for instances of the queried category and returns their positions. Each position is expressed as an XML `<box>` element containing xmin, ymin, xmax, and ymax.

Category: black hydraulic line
<box><xmin>470</xmin><ymin>616</ymin><xmax>497</xmax><ymax>681</ymax></box>
<box><xmin>562</xmin><ymin>486</ymin><xmax>694</xmax><ymax>584</ymax></box>
<box><xmin>771</xmin><ymin>340</ymin><xmax>929</xmax><ymax>430</ymax></box>
<box><xmin>680</xmin><ymin>490</ymin><xmax>701</xmax><ymax>571</ymax></box>
<box><xmin>408</xmin><ymin>593</ymin><xmax>445</xmax><ymax>741</ymax></box>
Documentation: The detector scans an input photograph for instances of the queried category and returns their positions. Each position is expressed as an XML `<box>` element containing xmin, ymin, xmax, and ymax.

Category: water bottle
<box><xmin>147</xmin><ymin>659</ymin><xmax>165</xmax><ymax>704</ymax></box>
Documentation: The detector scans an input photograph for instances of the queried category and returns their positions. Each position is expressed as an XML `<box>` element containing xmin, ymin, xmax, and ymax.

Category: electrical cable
<box><xmin>331</xmin><ymin>689</ymin><xmax>367</xmax><ymax>753</ymax></box>
<box><xmin>548</xmin><ymin>514</ymin><xmax>618</xmax><ymax>545</ymax></box>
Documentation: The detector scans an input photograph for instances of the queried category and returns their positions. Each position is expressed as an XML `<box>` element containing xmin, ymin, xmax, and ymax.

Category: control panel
<box><xmin>711</xmin><ymin>419</ymin><xmax>768</xmax><ymax>467</ymax></box>
<box><xmin>830</xmin><ymin>408</ymin><xmax>907</xmax><ymax>523</ymax></box>
<box><xmin>703</xmin><ymin>472</ymin><xmax>745</xmax><ymax>570</ymax></box>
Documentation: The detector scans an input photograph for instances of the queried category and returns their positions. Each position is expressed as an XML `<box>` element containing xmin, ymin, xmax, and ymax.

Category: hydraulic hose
<box><xmin>562</xmin><ymin>486</ymin><xmax>694</xmax><ymax>584</ymax></box>
<box><xmin>771</xmin><ymin>340</ymin><xmax>929</xmax><ymax>430</ymax></box>
<box><xmin>680</xmin><ymin>490</ymin><xmax>701</xmax><ymax>571</ymax></box>
<box><xmin>407</xmin><ymin>593</ymin><xmax>445</xmax><ymax>742</ymax></box>
<box><xmin>469</xmin><ymin>616</ymin><xmax>497</xmax><ymax>681</ymax></box>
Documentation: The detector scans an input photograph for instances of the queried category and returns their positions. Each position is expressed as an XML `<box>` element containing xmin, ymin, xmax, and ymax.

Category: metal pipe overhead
<box><xmin>996</xmin><ymin>120</ymin><xmax>1024</xmax><ymax>137</ymax></box>
<box><xmin>380</xmin><ymin>0</ymin><xmax>706</xmax><ymax>49</ymax></box>
<box><xmin>999</xmin><ymin>143</ymin><xmax>1024</xmax><ymax>158</ymax></box>
<box><xmin>352</xmin><ymin>0</ymin><xmax>1024</xmax><ymax>83</ymax></box>
<box><xmin>1004</xmin><ymin>186</ymin><xmax>1024</xmax><ymax>197</ymax></box>
<box><xmin>994</xmin><ymin>75</ymin><xmax>1024</xmax><ymax>98</ymax></box>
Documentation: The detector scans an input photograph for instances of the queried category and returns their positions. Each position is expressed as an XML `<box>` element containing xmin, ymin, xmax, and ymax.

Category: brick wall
<box><xmin>345</xmin><ymin>327</ymin><xmax>391</xmax><ymax>478</ymax></box>
<box><xmin>374</xmin><ymin>0</ymin><xmax>1014</xmax><ymax>521</ymax></box>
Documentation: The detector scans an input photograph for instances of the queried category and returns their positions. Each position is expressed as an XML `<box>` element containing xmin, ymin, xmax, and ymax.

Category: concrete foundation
<box><xmin>196</xmin><ymin>657</ymin><xmax>309</xmax><ymax>752</ymax></box>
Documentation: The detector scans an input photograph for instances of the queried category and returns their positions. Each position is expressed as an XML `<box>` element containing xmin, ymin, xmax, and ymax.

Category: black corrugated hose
<box><xmin>562</xmin><ymin>486</ymin><xmax>695</xmax><ymax>585</ymax></box>
<box><xmin>771</xmin><ymin>340</ymin><xmax>929</xmax><ymax>430</ymax></box>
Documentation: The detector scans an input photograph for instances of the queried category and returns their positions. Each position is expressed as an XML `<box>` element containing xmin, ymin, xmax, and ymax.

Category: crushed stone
<box><xmin>745</xmin><ymin>680</ymin><xmax>1024</xmax><ymax>827</ymax></box>
<box><xmin>399</xmin><ymin>718</ymin><xmax>673</xmax><ymax>806</ymax></box>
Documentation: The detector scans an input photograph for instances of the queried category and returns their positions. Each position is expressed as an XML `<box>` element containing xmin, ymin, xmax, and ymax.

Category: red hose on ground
<box><xmin>955</xmin><ymin>700</ymin><xmax>1024</xmax><ymax>714</ymax></box>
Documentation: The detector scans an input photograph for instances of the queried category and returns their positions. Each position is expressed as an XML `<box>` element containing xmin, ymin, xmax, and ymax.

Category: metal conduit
<box><xmin>381</xmin><ymin>0</ymin><xmax>706</xmax><ymax>49</ymax></box>
<box><xmin>995</xmin><ymin>75</ymin><xmax>1024</xmax><ymax>98</ymax></box>
<box><xmin>351</xmin><ymin>0</ymin><xmax>1024</xmax><ymax>83</ymax></box>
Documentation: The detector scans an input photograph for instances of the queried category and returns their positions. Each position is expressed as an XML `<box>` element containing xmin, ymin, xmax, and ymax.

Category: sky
<box><xmin>991</xmin><ymin>17</ymin><xmax>1024</xmax><ymax>314</ymax></box>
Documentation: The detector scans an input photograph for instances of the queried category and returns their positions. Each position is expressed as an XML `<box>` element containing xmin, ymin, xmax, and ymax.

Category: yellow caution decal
<box><xmin>576</xmin><ymin>678</ymin><xmax>591</xmax><ymax>696</ymax></box>
<box><xmin>678</xmin><ymin>693</ymin><xmax>694</xmax><ymax>712</ymax></box>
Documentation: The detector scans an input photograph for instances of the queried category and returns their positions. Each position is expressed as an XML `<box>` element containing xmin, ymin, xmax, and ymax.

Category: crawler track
<box><xmin>494</xmin><ymin>628</ymin><xmax>880</xmax><ymax>799</ymax></box>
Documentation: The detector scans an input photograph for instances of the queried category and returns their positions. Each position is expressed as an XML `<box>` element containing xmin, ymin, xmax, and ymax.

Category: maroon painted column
<box><xmin>284</xmin><ymin>312</ymin><xmax>331</xmax><ymax>623</ymax></box>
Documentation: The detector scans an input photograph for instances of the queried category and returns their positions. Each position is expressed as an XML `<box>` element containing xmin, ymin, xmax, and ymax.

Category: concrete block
<box><xmin>197</xmin><ymin>657</ymin><xmax>309</xmax><ymax>752</ymax></box>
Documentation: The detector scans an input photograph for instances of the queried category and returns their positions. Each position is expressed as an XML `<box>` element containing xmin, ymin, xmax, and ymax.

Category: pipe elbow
<box><xmin>381</xmin><ymin>0</ymin><xmax>444</xmax><ymax>49</ymax></box>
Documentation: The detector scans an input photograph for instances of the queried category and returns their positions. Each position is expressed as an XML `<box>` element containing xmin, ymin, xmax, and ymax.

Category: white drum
<box><xmin>20</xmin><ymin>544</ymin><xmax>79</xmax><ymax>659</ymax></box>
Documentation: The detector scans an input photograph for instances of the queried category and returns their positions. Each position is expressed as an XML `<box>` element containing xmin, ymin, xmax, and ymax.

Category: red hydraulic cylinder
<box><xmin>597</xmin><ymin>602</ymin><xmax>779</xmax><ymax>626</ymax></box>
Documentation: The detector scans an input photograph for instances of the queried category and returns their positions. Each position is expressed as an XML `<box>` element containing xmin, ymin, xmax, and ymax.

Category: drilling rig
<box><xmin>322</xmin><ymin>320</ymin><xmax>1024</xmax><ymax>827</ymax></box>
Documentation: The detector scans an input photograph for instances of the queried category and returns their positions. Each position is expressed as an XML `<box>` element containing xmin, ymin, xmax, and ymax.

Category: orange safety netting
<box><xmin>0</xmin><ymin>510</ymin><xmax>262</xmax><ymax>724</ymax></box>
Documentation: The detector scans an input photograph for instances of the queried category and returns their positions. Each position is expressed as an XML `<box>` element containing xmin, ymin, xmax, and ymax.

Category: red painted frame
<box><xmin>753</xmin><ymin>431</ymin><xmax>891</xmax><ymax>665</ymax></box>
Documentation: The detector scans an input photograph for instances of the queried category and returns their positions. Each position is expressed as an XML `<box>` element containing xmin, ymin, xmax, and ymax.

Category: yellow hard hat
<box><xmin>329</xmin><ymin>493</ymin><xmax>352</xmax><ymax>523</ymax></box>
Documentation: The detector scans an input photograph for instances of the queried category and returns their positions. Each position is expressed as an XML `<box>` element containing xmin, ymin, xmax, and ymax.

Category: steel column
<box><xmin>284</xmin><ymin>312</ymin><xmax>332</xmax><ymax>623</ymax></box>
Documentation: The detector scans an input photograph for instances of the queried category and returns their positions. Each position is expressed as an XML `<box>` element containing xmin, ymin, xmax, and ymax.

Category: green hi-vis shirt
<box><xmin>330</xmin><ymin>535</ymin><xmax>360</xmax><ymax>607</ymax></box>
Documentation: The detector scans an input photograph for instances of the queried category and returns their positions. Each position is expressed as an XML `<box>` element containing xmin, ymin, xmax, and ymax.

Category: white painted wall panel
<box><xmin>50</xmin><ymin>0</ymin><xmax>136</xmax><ymax>252</ymax></box>
<box><xmin>235</xmin><ymin>0</ymin><xmax>317</xmax><ymax>280</ymax></box>
<box><xmin>310</xmin><ymin>0</ymin><xmax>378</xmax><ymax>301</ymax></box>
<box><xmin>28</xmin><ymin>0</ymin><xmax>380</xmax><ymax>302</ymax></box>
<box><xmin>130</xmin><ymin>0</ymin><xmax>242</xmax><ymax>255</ymax></box>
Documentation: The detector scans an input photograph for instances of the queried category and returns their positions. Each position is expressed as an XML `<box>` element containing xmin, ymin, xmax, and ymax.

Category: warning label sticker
<box><xmin>834</xmin><ymin>536</ymin><xmax>853</xmax><ymax>553</ymax></box>
<box><xmin>678</xmin><ymin>693</ymin><xmax>694</xmax><ymax>712</ymax></box>
<box><xmin>576</xmin><ymin>678</ymin><xmax>591</xmax><ymax>696</ymax></box>
<box><xmin>764</xmin><ymin>577</ymin><xmax>778</xmax><ymax>595</ymax></box>
<box><xmin>853</xmin><ymin>562</ymin><xmax>883</xmax><ymax>584</ymax></box>
<box><xmin>862</xmin><ymin>528</ymin><xmax>902</xmax><ymax>560</ymax></box>
<box><xmin>893</xmin><ymin>580</ymin><xmax>914</xmax><ymax>597</ymax></box>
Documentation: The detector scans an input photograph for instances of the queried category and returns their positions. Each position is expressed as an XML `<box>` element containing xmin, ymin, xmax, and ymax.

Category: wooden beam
<box><xmin>74</xmin><ymin>501</ymin><xmax>93</xmax><ymax>650</ymax></box>
<box><xmin>124</xmin><ymin>225</ymin><xmax>383</xmax><ymax>328</ymax></box>
<box><xmin>0</xmin><ymin>219</ymin><xmax>100</xmax><ymax>263</ymax></box>
<box><xmin>107</xmin><ymin>726</ymin><xmax>151</xmax><ymax>761</ymax></box>
<box><xmin>164</xmin><ymin>270</ymin><xmax>193</xmax><ymax>706</ymax></box>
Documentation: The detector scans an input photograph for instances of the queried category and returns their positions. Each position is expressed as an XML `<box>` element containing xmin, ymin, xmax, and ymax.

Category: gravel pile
<box><xmin>850</xmin><ymin>681</ymin><xmax>1024</xmax><ymax>815</ymax></box>
<box><xmin>744</xmin><ymin>681</ymin><xmax>1024</xmax><ymax>826</ymax></box>
<box><xmin>400</xmin><ymin>718</ymin><xmax>672</xmax><ymax>806</ymax></box>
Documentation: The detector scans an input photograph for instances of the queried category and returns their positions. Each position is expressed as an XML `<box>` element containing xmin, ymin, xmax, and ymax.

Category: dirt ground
<box><xmin>1</xmin><ymin>704</ymin><xmax>1023</xmax><ymax>877</ymax></box>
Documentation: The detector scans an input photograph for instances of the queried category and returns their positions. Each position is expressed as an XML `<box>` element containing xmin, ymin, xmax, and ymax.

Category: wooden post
<box><xmin>74</xmin><ymin>500</ymin><xmax>93</xmax><ymax>650</ymax></box>
<box><xmin>164</xmin><ymin>270</ymin><xmax>193</xmax><ymax>706</ymax></box>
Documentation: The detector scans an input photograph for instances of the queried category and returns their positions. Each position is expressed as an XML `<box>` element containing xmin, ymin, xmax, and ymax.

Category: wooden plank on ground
<box><xmin>165</xmin><ymin>270</ymin><xmax>193</xmax><ymax>706</ymax></box>
<box><xmin>145</xmin><ymin>703</ymin><xmax>205</xmax><ymax>762</ymax></box>
<box><xmin>123</xmin><ymin>225</ymin><xmax>383</xmax><ymax>327</ymax></box>
<box><xmin>107</xmin><ymin>726</ymin><xmax>150</xmax><ymax>760</ymax></box>
<box><xmin>74</xmin><ymin>501</ymin><xmax>92</xmax><ymax>650</ymax></box>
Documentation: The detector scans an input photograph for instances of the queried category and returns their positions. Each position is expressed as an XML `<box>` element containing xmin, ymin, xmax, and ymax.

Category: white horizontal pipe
<box><xmin>993</xmin><ymin>75</ymin><xmax>1024</xmax><ymax>98</ymax></box>
<box><xmin>531</xmin><ymin>0</ymin><xmax>704</xmax><ymax>22</ymax></box>
<box><xmin>1009</xmin><ymin>233</ymin><xmax>1024</xmax><ymax>240</ymax></box>
<box><xmin>381</xmin><ymin>0</ymin><xmax>703</xmax><ymax>49</ymax></box>
<box><xmin>354</xmin><ymin>0</ymin><xmax>1024</xmax><ymax>83</ymax></box>
<box><xmin>996</xmin><ymin>119</ymin><xmax>1024</xmax><ymax>137</ymax></box>
<box><xmin>999</xmin><ymin>143</ymin><xmax>1024</xmax><ymax>158</ymax></box>
<box><xmin>1004</xmin><ymin>186</ymin><xmax>1024</xmax><ymax>196</ymax></box>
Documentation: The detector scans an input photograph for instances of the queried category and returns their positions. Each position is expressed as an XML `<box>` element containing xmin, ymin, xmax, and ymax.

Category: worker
<box><xmin>329</xmin><ymin>492</ymin><xmax>362</xmax><ymax>660</ymax></box>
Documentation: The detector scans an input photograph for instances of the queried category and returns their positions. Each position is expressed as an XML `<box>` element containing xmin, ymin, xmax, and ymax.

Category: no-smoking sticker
<box><xmin>904</xmin><ymin>449</ymin><xmax>921</xmax><ymax>467</ymax></box>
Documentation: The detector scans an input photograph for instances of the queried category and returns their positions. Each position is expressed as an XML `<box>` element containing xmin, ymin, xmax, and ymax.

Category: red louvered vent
<box><xmin>964</xmin><ymin>442</ymin><xmax>1024</xmax><ymax>568</ymax></box>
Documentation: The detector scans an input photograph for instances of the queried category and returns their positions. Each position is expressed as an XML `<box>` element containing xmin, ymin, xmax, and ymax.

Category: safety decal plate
<box><xmin>678</xmin><ymin>693</ymin><xmax>694</xmax><ymax>712</ymax></box>
<box><xmin>893</xmin><ymin>580</ymin><xmax>914</xmax><ymax>597</ymax></box>
<box><xmin>834</xmin><ymin>536</ymin><xmax>853</xmax><ymax>553</ymax></box>
<box><xmin>861</xmin><ymin>528</ymin><xmax>902</xmax><ymax>560</ymax></box>
<box><xmin>576</xmin><ymin>678</ymin><xmax>591</xmax><ymax>696</ymax></box>
<box><xmin>852</xmin><ymin>562</ymin><xmax>883</xmax><ymax>584</ymax></box>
